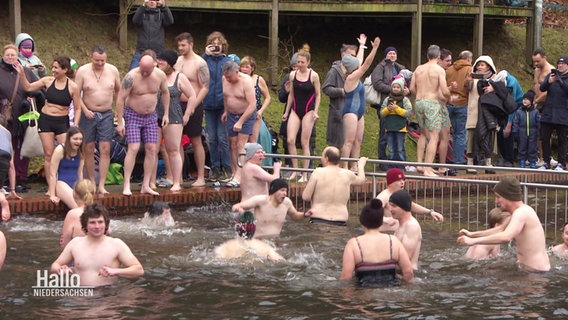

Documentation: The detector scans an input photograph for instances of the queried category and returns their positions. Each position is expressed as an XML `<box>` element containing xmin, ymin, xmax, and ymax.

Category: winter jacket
<box><xmin>512</xmin><ymin>104</ymin><xmax>540</xmax><ymax>139</ymax></box>
<box><xmin>380</xmin><ymin>96</ymin><xmax>412</xmax><ymax>132</ymax></box>
<box><xmin>322</xmin><ymin>60</ymin><xmax>345</xmax><ymax>146</ymax></box>
<box><xmin>15</xmin><ymin>33</ymin><xmax>45</xmax><ymax>78</ymax></box>
<box><xmin>202</xmin><ymin>54</ymin><xmax>230</xmax><ymax>111</ymax></box>
<box><xmin>446</xmin><ymin>59</ymin><xmax>473</xmax><ymax>106</ymax></box>
<box><xmin>132</xmin><ymin>5</ymin><xmax>174</xmax><ymax>54</ymax></box>
<box><xmin>370</xmin><ymin>58</ymin><xmax>406</xmax><ymax>105</ymax></box>
<box><xmin>539</xmin><ymin>71</ymin><xmax>568</xmax><ymax>125</ymax></box>
<box><xmin>0</xmin><ymin>60</ymin><xmax>39</xmax><ymax>136</ymax></box>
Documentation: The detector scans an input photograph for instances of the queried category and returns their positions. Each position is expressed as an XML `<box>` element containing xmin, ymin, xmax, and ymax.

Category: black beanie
<box><xmin>157</xmin><ymin>49</ymin><xmax>178</xmax><ymax>68</ymax></box>
<box><xmin>493</xmin><ymin>177</ymin><xmax>522</xmax><ymax>201</ymax></box>
<box><xmin>269</xmin><ymin>179</ymin><xmax>288</xmax><ymax>195</ymax></box>
<box><xmin>522</xmin><ymin>90</ymin><xmax>535</xmax><ymax>105</ymax></box>
<box><xmin>389</xmin><ymin>189</ymin><xmax>412</xmax><ymax>212</ymax></box>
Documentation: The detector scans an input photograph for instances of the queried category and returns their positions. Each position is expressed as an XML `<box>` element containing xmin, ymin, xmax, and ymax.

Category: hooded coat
<box><xmin>15</xmin><ymin>33</ymin><xmax>45</xmax><ymax>78</ymax></box>
<box><xmin>322</xmin><ymin>60</ymin><xmax>346</xmax><ymax>147</ymax></box>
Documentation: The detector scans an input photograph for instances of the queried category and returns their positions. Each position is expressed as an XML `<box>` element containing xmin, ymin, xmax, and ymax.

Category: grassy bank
<box><xmin>1</xmin><ymin>0</ymin><xmax>566</xmax><ymax>170</ymax></box>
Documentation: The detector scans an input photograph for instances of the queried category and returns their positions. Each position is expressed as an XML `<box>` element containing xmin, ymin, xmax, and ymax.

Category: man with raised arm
<box><xmin>51</xmin><ymin>203</ymin><xmax>144</xmax><ymax>287</ymax></box>
<box><xmin>174</xmin><ymin>32</ymin><xmax>209</xmax><ymax>187</ymax></box>
<box><xmin>302</xmin><ymin>146</ymin><xmax>367</xmax><ymax>226</ymax></box>
<box><xmin>75</xmin><ymin>45</ymin><xmax>121</xmax><ymax>194</ymax></box>
<box><xmin>116</xmin><ymin>54</ymin><xmax>170</xmax><ymax>196</ymax></box>
<box><xmin>457</xmin><ymin>177</ymin><xmax>550</xmax><ymax>272</ymax></box>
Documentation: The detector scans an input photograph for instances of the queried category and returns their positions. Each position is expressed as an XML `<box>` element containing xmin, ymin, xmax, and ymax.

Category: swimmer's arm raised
<box><xmin>352</xmin><ymin>157</ymin><xmax>368</xmax><ymax>185</ymax></box>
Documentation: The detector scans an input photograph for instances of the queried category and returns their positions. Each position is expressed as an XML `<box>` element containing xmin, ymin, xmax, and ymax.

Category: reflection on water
<box><xmin>1</xmin><ymin>208</ymin><xmax>568</xmax><ymax>319</ymax></box>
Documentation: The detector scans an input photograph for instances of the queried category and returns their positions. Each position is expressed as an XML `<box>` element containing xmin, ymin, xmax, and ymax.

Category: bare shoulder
<box><xmin>375</xmin><ymin>189</ymin><xmax>390</xmax><ymax>203</ymax></box>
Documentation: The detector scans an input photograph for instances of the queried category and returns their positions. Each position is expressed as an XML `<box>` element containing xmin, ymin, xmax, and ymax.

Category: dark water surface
<box><xmin>1</xmin><ymin>206</ymin><xmax>568</xmax><ymax>319</ymax></box>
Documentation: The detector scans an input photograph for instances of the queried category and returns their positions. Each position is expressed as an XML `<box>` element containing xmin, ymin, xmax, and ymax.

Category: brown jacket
<box><xmin>445</xmin><ymin>59</ymin><xmax>473</xmax><ymax>107</ymax></box>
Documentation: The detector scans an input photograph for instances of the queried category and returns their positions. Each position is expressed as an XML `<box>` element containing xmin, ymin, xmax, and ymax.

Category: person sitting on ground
<box><xmin>340</xmin><ymin>199</ymin><xmax>413</xmax><ymax>286</ymax></box>
<box><xmin>214</xmin><ymin>211</ymin><xmax>284</xmax><ymax>261</ymax></box>
<box><xmin>464</xmin><ymin>207</ymin><xmax>511</xmax><ymax>260</ymax></box>
<box><xmin>60</xmin><ymin>179</ymin><xmax>95</xmax><ymax>248</ymax></box>
<box><xmin>552</xmin><ymin>222</ymin><xmax>568</xmax><ymax>259</ymax></box>
<box><xmin>141</xmin><ymin>201</ymin><xmax>175</xmax><ymax>227</ymax></box>
<box><xmin>389</xmin><ymin>189</ymin><xmax>422</xmax><ymax>270</ymax></box>
<box><xmin>51</xmin><ymin>203</ymin><xmax>144</xmax><ymax>287</ymax></box>
<box><xmin>48</xmin><ymin>127</ymin><xmax>85</xmax><ymax>209</ymax></box>
<box><xmin>302</xmin><ymin>146</ymin><xmax>367</xmax><ymax>226</ymax></box>
<box><xmin>232</xmin><ymin>179</ymin><xmax>307</xmax><ymax>238</ymax></box>
<box><xmin>239</xmin><ymin>143</ymin><xmax>281</xmax><ymax>201</ymax></box>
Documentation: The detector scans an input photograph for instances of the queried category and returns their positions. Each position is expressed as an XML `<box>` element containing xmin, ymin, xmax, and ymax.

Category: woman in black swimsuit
<box><xmin>340</xmin><ymin>199</ymin><xmax>413</xmax><ymax>286</ymax></box>
<box><xmin>15</xmin><ymin>56</ymin><xmax>82</xmax><ymax>194</ymax></box>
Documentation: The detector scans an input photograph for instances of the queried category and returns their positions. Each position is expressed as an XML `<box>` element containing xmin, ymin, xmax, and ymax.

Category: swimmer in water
<box><xmin>552</xmin><ymin>222</ymin><xmax>568</xmax><ymax>258</ymax></box>
<box><xmin>464</xmin><ymin>207</ymin><xmax>511</xmax><ymax>260</ymax></box>
<box><xmin>214</xmin><ymin>211</ymin><xmax>284</xmax><ymax>261</ymax></box>
<box><xmin>60</xmin><ymin>179</ymin><xmax>96</xmax><ymax>248</ymax></box>
<box><xmin>142</xmin><ymin>201</ymin><xmax>175</xmax><ymax>227</ymax></box>
<box><xmin>51</xmin><ymin>203</ymin><xmax>144</xmax><ymax>287</ymax></box>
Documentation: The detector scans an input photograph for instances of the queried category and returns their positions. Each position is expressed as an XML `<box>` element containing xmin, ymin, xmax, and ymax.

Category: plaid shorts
<box><xmin>124</xmin><ymin>107</ymin><xmax>158</xmax><ymax>144</ymax></box>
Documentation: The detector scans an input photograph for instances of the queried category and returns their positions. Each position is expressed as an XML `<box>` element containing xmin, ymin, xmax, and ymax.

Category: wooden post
<box><xmin>9</xmin><ymin>0</ymin><xmax>22</xmax><ymax>40</ymax></box>
<box><xmin>269</xmin><ymin>0</ymin><xmax>279</xmax><ymax>88</ymax></box>
<box><xmin>473</xmin><ymin>0</ymin><xmax>484</xmax><ymax>58</ymax></box>
<box><xmin>411</xmin><ymin>0</ymin><xmax>423</xmax><ymax>69</ymax></box>
<box><xmin>119</xmin><ymin>0</ymin><xmax>129</xmax><ymax>50</ymax></box>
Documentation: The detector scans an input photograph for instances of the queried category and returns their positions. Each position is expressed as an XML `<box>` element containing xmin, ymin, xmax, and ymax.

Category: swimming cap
<box><xmin>386</xmin><ymin>168</ymin><xmax>405</xmax><ymax>185</ymax></box>
<box><xmin>493</xmin><ymin>177</ymin><xmax>522</xmax><ymax>201</ymax></box>
<box><xmin>389</xmin><ymin>189</ymin><xmax>412</xmax><ymax>212</ymax></box>
<box><xmin>244</xmin><ymin>142</ymin><xmax>263</xmax><ymax>161</ymax></box>
<box><xmin>228</xmin><ymin>53</ymin><xmax>241</xmax><ymax>64</ymax></box>
<box><xmin>290</xmin><ymin>53</ymin><xmax>298</xmax><ymax>66</ymax></box>
<box><xmin>341</xmin><ymin>54</ymin><xmax>359</xmax><ymax>74</ymax></box>
<box><xmin>148</xmin><ymin>201</ymin><xmax>170</xmax><ymax>217</ymax></box>
<box><xmin>235</xmin><ymin>211</ymin><xmax>256</xmax><ymax>239</ymax></box>
<box><xmin>269</xmin><ymin>178</ymin><xmax>288</xmax><ymax>195</ymax></box>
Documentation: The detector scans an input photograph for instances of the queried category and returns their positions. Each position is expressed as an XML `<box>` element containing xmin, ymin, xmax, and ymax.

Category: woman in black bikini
<box><xmin>15</xmin><ymin>56</ymin><xmax>82</xmax><ymax>194</ymax></box>
<box><xmin>340</xmin><ymin>199</ymin><xmax>413</xmax><ymax>286</ymax></box>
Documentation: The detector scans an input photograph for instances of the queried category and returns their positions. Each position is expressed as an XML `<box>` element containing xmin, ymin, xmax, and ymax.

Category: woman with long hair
<box><xmin>48</xmin><ymin>127</ymin><xmax>84</xmax><ymax>208</ymax></box>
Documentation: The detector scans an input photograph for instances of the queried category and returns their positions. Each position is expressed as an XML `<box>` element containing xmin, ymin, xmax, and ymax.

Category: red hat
<box><xmin>386</xmin><ymin>168</ymin><xmax>405</xmax><ymax>185</ymax></box>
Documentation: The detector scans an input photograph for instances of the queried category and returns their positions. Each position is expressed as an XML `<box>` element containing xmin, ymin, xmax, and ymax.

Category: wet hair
<box><xmin>223</xmin><ymin>60</ymin><xmax>240</xmax><ymax>74</ymax></box>
<box><xmin>148</xmin><ymin>201</ymin><xmax>170</xmax><ymax>217</ymax></box>
<box><xmin>81</xmin><ymin>203</ymin><xmax>111</xmax><ymax>234</ymax></box>
<box><xmin>487</xmin><ymin>208</ymin><xmax>510</xmax><ymax>228</ymax></box>
<box><xmin>427</xmin><ymin>45</ymin><xmax>440</xmax><ymax>60</ymax></box>
<box><xmin>74</xmin><ymin>179</ymin><xmax>95</xmax><ymax>205</ymax></box>
<box><xmin>3</xmin><ymin>44</ymin><xmax>17</xmax><ymax>55</ymax></box>
<box><xmin>54</xmin><ymin>56</ymin><xmax>74</xmax><ymax>78</ymax></box>
<box><xmin>533</xmin><ymin>48</ymin><xmax>546</xmax><ymax>58</ymax></box>
<box><xmin>63</xmin><ymin>127</ymin><xmax>84</xmax><ymax>160</ymax></box>
<box><xmin>297</xmin><ymin>50</ymin><xmax>311</xmax><ymax>63</ymax></box>
<box><xmin>359</xmin><ymin>199</ymin><xmax>385</xmax><ymax>229</ymax></box>
<box><xmin>440</xmin><ymin>48</ymin><xmax>452</xmax><ymax>60</ymax></box>
<box><xmin>340</xmin><ymin>44</ymin><xmax>358</xmax><ymax>55</ymax></box>
<box><xmin>175</xmin><ymin>32</ymin><xmax>194</xmax><ymax>44</ymax></box>
<box><xmin>91</xmin><ymin>45</ymin><xmax>106</xmax><ymax>55</ymax></box>
<box><xmin>206</xmin><ymin>31</ymin><xmax>229</xmax><ymax>53</ymax></box>
<box><xmin>324</xmin><ymin>147</ymin><xmax>341</xmax><ymax>165</ymax></box>
<box><xmin>240</xmin><ymin>56</ymin><xmax>256</xmax><ymax>74</ymax></box>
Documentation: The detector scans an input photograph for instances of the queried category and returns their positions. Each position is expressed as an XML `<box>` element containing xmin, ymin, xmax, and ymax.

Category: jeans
<box><xmin>447</xmin><ymin>104</ymin><xmax>467</xmax><ymax>164</ymax></box>
<box><xmin>386</xmin><ymin>131</ymin><xmax>406</xmax><ymax>168</ymax></box>
<box><xmin>204</xmin><ymin>109</ymin><xmax>231</xmax><ymax>170</ymax></box>
<box><xmin>128</xmin><ymin>51</ymin><xmax>142</xmax><ymax>71</ymax></box>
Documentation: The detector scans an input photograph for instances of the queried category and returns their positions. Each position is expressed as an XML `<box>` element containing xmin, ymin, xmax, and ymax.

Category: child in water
<box><xmin>464</xmin><ymin>208</ymin><xmax>511</xmax><ymax>260</ymax></box>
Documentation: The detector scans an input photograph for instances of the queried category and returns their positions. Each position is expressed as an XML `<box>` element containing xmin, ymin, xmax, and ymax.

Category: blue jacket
<box><xmin>512</xmin><ymin>104</ymin><xmax>540</xmax><ymax>138</ymax></box>
<box><xmin>540</xmin><ymin>71</ymin><xmax>568</xmax><ymax>125</ymax></box>
<box><xmin>202</xmin><ymin>54</ymin><xmax>230</xmax><ymax>111</ymax></box>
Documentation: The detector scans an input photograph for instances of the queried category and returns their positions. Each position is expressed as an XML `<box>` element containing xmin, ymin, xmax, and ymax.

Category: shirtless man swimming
<box><xmin>389</xmin><ymin>189</ymin><xmax>422</xmax><ymax>270</ymax></box>
<box><xmin>410</xmin><ymin>44</ymin><xmax>451</xmax><ymax>177</ymax></box>
<box><xmin>239</xmin><ymin>143</ymin><xmax>281</xmax><ymax>201</ymax></box>
<box><xmin>457</xmin><ymin>177</ymin><xmax>551</xmax><ymax>272</ymax></box>
<box><xmin>302</xmin><ymin>146</ymin><xmax>367</xmax><ymax>225</ymax></box>
<box><xmin>376</xmin><ymin>168</ymin><xmax>443</xmax><ymax>231</ymax></box>
<box><xmin>174</xmin><ymin>32</ymin><xmax>209</xmax><ymax>187</ymax></box>
<box><xmin>221</xmin><ymin>60</ymin><xmax>257</xmax><ymax>187</ymax></box>
<box><xmin>232</xmin><ymin>179</ymin><xmax>306</xmax><ymax>238</ymax></box>
<box><xmin>552</xmin><ymin>222</ymin><xmax>568</xmax><ymax>258</ymax></box>
<box><xmin>116</xmin><ymin>54</ymin><xmax>170</xmax><ymax>196</ymax></box>
<box><xmin>75</xmin><ymin>45</ymin><xmax>121</xmax><ymax>194</ymax></box>
<box><xmin>51</xmin><ymin>203</ymin><xmax>144</xmax><ymax>287</ymax></box>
